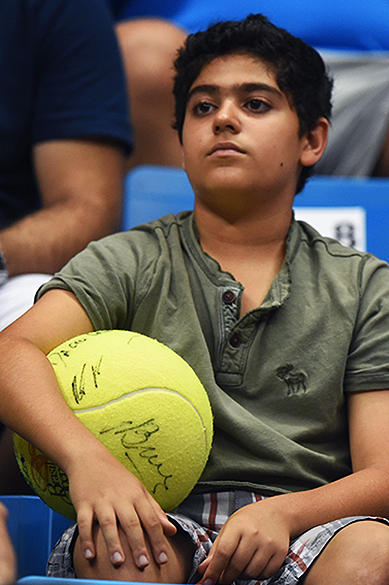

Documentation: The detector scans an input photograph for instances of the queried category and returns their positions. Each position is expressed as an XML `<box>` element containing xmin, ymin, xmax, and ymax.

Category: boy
<box><xmin>1</xmin><ymin>13</ymin><xmax>389</xmax><ymax>584</ymax></box>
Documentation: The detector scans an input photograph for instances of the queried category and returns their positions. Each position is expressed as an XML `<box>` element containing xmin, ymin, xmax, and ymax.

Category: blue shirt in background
<box><xmin>109</xmin><ymin>0</ymin><xmax>389</xmax><ymax>52</ymax></box>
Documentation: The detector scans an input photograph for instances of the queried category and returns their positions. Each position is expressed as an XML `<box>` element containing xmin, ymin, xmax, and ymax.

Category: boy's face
<box><xmin>181</xmin><ymin>52</ymin><xmax>315</xmax><ymax>203</ymax></box>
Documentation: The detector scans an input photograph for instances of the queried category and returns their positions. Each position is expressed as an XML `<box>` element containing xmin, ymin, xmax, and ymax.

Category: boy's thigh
<box><xmin>73</xmin><ymin>522</ymin><xmax>195</xmax><ymax>583</ymax></box>
<box><xmin>301</xmin><ymin>520</ymin><xmax>389</xmax><ymax>585</ymax></box>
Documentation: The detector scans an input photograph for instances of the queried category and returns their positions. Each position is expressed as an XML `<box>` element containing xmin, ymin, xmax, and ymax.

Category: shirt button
<box><xmin>222</xmin><ymin>290</ymin><xmax>236</xmax><ymax>304</ymax></box>
<box><xmin>229</xmin><ymin>332</ymin><xmax>241</xmax><ymax>347</ymax></box>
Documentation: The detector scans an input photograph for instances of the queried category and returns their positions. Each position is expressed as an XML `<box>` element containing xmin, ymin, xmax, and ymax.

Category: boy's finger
<box><xmin>76</xmin><ymin>507</ymin><xmax>96</xmax><ymax>561</ymax></box>
<box><xmin>127</xmin><ymin>501</ymin><xmax>171</xmax><ymax>566</ymax></box>
<box><xmin>148</xmin><ymin>495</ymin><xmax>177</xmax><ymax>538</ymax></box>
<box><xmin>198</xmin><ymin>555</ymin><xmax>211</xmax><ymax>574</ymax></box>
<box><xmin>160</xmin><ymin>512</ymin><xmax>178</xmax><ymax>537</ymax></box>
<box><xmin>199</xmin><ymin>533</ymin><xmax>241</xmax><ymax>585</ymax></box>
<box><xmin>97</xmin><ymin>509</ymin><xmax>128</xmax><ymax>566</ymax></box>
<box><xmin>199</xmin><ymin>552</ymin><xmax>228</xmax><ymax>584</ymax></box>
<box><xmin>217</xmin><ymin>548</ymin><xmax>253</xmax><ymax>584</ymax></box>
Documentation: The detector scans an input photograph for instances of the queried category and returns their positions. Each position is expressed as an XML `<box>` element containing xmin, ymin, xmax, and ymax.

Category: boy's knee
<box><xmin>304</xmin><ymin>520</ymin><xmax>389</xmax><ymax>585</ymax></box>
<box><xmin>340</xmin><ymin>521</ymin><xmax>389</xmax><ymax>577</ymax></box>
<box><xmin>73</xmin><ymin>522</ymin><xmax>194</xmax><ymax>583</ymax></box>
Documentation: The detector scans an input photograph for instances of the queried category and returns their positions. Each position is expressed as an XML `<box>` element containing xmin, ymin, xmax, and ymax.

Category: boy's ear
<box><xmin>300</xmin><ymin>117</ymin><xmax>329</xmax><ymax>168</ymax></box>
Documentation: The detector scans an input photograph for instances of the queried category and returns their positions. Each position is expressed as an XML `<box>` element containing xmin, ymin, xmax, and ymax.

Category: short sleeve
<box><xmin>36</xmin><ymin>229</ymin><xmax>160</xmax><ymax>331</ymax></box>
<box><xmin>344</xmin><ymin>255</ymin><xmax>389</xmax><ymax>392</ymax></box>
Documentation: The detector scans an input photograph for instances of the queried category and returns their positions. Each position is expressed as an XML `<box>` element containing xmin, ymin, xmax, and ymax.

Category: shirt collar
<box><xmin>181</xmin><ymin>211</ymin><xmax>302</xmax><ymax>312</ymax></box>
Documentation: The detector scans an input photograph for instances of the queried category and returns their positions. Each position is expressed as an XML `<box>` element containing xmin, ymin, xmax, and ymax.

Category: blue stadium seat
<box><xmin>18</xmin><ymin>578</ymin><xmax>140</xmax><ymax>585</ymax></box>
<box><xmin>123</xmin><ymin>165</ymin><xmax>389</xmax><ymax>263</ymax></box>
<box><xmin>123</xmin><ymin>165</ymin><xmax>194</xmax><ymax>231</ymax></box>
<box><xmin>0</xmin><ymin>495</ymin><xmax>71</xmax><ymax>578</ymax></box>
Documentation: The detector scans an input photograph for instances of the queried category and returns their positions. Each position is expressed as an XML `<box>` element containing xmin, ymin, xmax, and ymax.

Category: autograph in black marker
<box><xmin>100</xmin><ymin>419</ymin><xmax>173</xmax><ymax>495</ymax></box>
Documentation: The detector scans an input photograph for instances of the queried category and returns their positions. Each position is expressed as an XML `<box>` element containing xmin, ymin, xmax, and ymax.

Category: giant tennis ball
<box><xmin>13</xmin><ymin>330</ymin><xmax>213</xmax><ymax>520</ymax></box>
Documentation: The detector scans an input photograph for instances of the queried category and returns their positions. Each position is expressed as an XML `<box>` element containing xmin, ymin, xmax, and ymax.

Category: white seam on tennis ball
<box><xmin>73</xmin><ymin>387</ymin><xmax>210</xmax><ymax>439</ymax></box>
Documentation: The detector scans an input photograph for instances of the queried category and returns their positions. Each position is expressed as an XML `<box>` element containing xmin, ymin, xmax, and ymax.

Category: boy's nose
<box><xmin>213</xmin><ymin>101</ymin><xmax>240</xmax><ymax>134</ymax></box>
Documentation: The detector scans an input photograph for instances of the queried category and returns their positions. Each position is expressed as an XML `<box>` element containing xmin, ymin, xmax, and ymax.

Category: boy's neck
<box><xmin>194</xmin><ymin>196</ymin><xmax>293</xmax><ymax>314</ymax></box>
<box><xmin>194</xmin><ymin>193</ymin><xmax>293</xmax><ymax>251</ymax></box>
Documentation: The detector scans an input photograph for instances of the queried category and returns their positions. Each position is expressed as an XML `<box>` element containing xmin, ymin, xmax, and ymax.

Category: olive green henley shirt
<box><xmin>39</xmin><ymin>212</ymin><xmax>389</xmax><ymax>497</ymax></box>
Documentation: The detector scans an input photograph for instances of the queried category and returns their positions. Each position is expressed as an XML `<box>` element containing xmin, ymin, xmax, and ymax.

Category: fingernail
<box><xmin>203</xmin><ymin>580</ymin><xmax>213</xmax><ymax>585</ymax></box>
<box><xmin>159</xmin><ymin>552</ymin><xmax>168</xmax><ymax>563</ymax></box>
<box><xmin>84</xmin><ymin>549</ymin><xmax>93</xmax><ymax>560</ymax></box>
<box><xmin>138</xmin><ymin>554</ymin><xmax>148</xmax><ymax>567</ymax></box>
<box><xmin>112</xmin><ymin>552</ymin><xmax>124</xmax><ymax>564</ymax></box>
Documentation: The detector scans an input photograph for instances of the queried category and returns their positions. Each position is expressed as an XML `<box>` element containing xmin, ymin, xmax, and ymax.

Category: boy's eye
<box><xmin>193</xmin><ymin>102</ymin><xmax>214</xmax><ymax>115</ymax></box>
<box><xmin>246</xmin><ymin>99</ymin><xmax>270</xmax><ymax>112</ymax></box>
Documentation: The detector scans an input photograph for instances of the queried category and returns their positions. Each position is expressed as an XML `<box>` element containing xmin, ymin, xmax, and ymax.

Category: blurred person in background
<box><xmin>0</xmin><ymin>0</ymin><xmax>184</xmax><ymax>494</ymax></box>
<box><xmin>0</xmin><ymin>502</ymin><xmax>15</xmax><ymax>585</ymax></box>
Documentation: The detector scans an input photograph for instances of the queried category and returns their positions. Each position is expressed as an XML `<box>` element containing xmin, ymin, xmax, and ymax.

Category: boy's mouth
<box><xmin>208</xmin><ymin>141</ymin><xmax>246</xmax><ymax>156</ymax></box>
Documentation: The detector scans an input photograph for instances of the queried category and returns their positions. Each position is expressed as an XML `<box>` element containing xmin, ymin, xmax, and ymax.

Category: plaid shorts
<box><xmin>47</xmin><ymin>490</ymin><xmax>389</xmax><ymax>583</ymax></box>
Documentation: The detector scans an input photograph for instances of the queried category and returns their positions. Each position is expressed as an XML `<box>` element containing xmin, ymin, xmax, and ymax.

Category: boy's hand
<box><xmin>67</xmin><ymin>449</ymin><xmax>177</xmax><ymax>569</ymax></box>
<box><xmin>197</xmin><ymin>499</ymin><xmax>290</xmax><ymax>584</ymax></box>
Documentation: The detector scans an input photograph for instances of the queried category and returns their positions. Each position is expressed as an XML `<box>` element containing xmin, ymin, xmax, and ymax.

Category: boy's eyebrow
<box><xmin>243</xmin><ymin>83</ymin><xmax>283</xmax><ymax>98</ymax></box>
<box><xmin>187</xmin><ymin>82</ymin><xmax>284</xmax><ymax>102</ymax></box>
<box><xmin>186</xmin><ymin>84</ymin><xmax>218</xmax><ymax>103</ymax></box>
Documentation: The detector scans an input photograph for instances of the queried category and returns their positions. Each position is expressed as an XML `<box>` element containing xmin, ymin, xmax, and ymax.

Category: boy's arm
<box><xmin>0</xmin><ymin>290</ymin><xmax>175</xmax><ymax>569</ymax></box>
<box><xmin>199</xmin><ymin>388</ymin><xmax>389</xmax><ymax>584</ymax></box>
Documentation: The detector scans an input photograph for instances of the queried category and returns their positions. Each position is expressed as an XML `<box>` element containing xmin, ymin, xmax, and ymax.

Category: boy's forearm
<box><xmin>269</xmin><ymin>466</ymin><xmax>389</xmax><ymax>539</ymax></box>
<box><xmin>0</xmin><ymin>288</ymin><xmax>96</xmax><ymax>471</ymax></box>
<box><xmin>0</xmin><ymin>333</ymin><xmax>97</xmax><ymax>474</ymax></box>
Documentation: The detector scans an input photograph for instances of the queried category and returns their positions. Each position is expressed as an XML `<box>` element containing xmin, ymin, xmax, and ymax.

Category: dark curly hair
<box><xmin>173</xmin><ymin>14</ymin><xmax>333</xmax><ymax>193</ymax></box>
